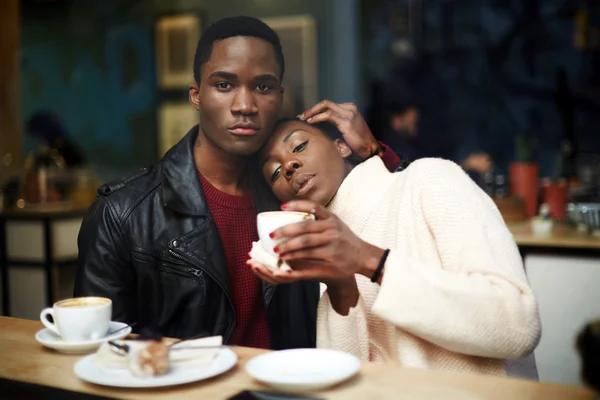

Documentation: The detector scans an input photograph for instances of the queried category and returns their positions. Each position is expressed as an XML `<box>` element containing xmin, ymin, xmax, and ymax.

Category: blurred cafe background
<box><xmin>1</xmin><ymin>0</ymin><xmax>600</xmax><ymax>391</ymax></box>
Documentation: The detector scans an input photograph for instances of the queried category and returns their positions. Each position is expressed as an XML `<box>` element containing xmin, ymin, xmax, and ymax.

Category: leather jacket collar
<box><xmin>161</xmin><ymin>125</ymin><xmax>209</xmax><ymax>216</ymax></box>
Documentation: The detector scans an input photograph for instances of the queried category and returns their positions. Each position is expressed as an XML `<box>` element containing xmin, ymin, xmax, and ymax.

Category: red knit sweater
<box><xmin>198</xmin><ymin>174</ymin><xmax>271</xmax><ymax>349</ymax></box>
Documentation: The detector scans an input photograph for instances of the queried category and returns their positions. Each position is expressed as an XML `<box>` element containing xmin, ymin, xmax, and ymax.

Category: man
<box><xmin>74</xmin><ymin>16</ymin><xmax>400</xmax><ymax>349</ymax></box>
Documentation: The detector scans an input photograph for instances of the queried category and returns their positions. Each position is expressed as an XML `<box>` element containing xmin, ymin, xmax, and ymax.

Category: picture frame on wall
<box><xmin>157</xmin><ymin>102</ymin><xmax>198</xmax><ymax>157</ymax></box>
<box><xmin>261</xmin><ymin>15</ymin><xmax>317</xmax><ymax>116</ymax></box>
<box><xmin>155</xmin><ymin>14</ymin><xmax>201</xmax><ymax>89</ymax></box>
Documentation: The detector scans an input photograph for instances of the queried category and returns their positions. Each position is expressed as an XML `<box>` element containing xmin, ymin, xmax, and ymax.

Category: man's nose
<box><xmin>231</xmin><ymin>87</ymin><xmax>258</xmax><ymax>115</ymax></box>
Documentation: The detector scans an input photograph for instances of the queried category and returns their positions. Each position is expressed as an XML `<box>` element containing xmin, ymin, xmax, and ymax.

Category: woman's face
<box><xmin>259</xmin><ymin>120</ymin><xmax>352</xmax><ymax>205</ymax></box>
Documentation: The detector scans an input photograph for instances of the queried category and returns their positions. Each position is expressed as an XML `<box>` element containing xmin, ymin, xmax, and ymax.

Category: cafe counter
<box><xmin>506</xmin><ymin>222</ymin><xmax>600</xmax><ymax>388</ymax></box>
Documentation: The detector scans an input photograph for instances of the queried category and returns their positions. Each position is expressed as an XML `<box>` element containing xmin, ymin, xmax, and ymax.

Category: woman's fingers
<box><xmin>272</xmin><ymin>267</ymin><xmax>321</xmax><ymax>281</ymax></box>
<box><xmin>271</xmin><ymin>201</ymin><xmax>332</xmax><ymax>240</ymax></box>
<box><xmin>247</xmin><ymin>260</ymin><xmax>301</xmax><ymax>284</ymax></box>
<box><xmin>271</xmin><ymin>219</ymin><xmax>327</xmax><ymax>240</ymax></box>
<box><xmin>280</xmin><ymin>245</ymin><xmax>329</xmax><ymax>263</ymax></box>
<box><xmin>275</xmin><ymin>231</ymin><xmax>334</xmax><ymax>257</ymax></box>
<box><xmin>282</xmin><ymin>200</ymin><xmax>329</xmax><ymax>219</ymax></box>
<box><xmin>247</xmin><ymin>261</ymin><xmax>279</xmax><ymax>284</ymax></box>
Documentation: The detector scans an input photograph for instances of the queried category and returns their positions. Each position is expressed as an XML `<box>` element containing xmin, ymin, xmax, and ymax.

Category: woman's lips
<box><xmin>296</xmin><ymin>175</ymin><xmax>316</xmax><ymax>196</ymax></box>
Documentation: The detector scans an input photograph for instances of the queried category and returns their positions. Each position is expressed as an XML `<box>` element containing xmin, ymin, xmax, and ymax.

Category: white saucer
<box><xmin>74</xmin><ymin>348</ymin><xmax>237</xmax><ymax>388</ymax></box>
<box><xmin>245</xmin><ymin>348</ymin><xmax>361</xmax><ymax>393</ymax></box>
<box><xmin>35</xmin><ymin>321</ymin><xmax>132</xmax><ymax>354</ymax></box>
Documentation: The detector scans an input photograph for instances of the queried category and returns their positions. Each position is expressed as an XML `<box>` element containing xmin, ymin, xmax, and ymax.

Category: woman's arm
<box><xmin>316</xmin><ymin>280</ymin><xmax>372</xmax><ymax>361</ymax></box>
<box><xmin>360</xmin><ymin>159</ymin><xmax>541</xmax><ymax>360</ymax></box>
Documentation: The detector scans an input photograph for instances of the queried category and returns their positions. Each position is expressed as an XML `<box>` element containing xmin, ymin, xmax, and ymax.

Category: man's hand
<box><xmin>299</xmin><ymin>100</ymin><xmax>380</xmax><ymax>159</ymax></box>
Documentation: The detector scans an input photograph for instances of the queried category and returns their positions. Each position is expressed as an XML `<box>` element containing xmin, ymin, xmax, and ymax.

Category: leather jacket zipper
<box><xmin>168</xmin><ymin>248</ymin><xmax>236</xmax><ymax>343</ymax></box>
<box><xmin>158</xmin><ymin>264</ymin><xmax>203</xmax><ymax>279</ymax></box>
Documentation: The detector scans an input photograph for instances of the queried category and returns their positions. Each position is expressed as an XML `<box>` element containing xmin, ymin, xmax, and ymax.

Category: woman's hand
<box><xmin>298</xmin><ymin>100</ymin><xmax>381</xmax><ymax>159</ymax></box>
<box><xmin>247</xmin><ymin>260</ymin><xmax>360</xmax><ymax>315</ymax></box>
<box><xmin>266</xmin><ymin>200</ymin><xmax>385</xmax><ymax>281</ymax></box>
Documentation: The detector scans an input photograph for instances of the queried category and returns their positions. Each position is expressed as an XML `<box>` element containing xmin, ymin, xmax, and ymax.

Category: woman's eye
<box><xmin>293</xmin><ymin>141</ymin><xmax>308</xmax><ymax>153</ymax></box>
<box><xmin>216</xmin><ymin>82</ymin><xmax>232</xmax><ymax>90</ymax></box>
<box><xmin>270</xmin><ymin>167</ymin><xmax>281</xmax><ymax>182</ymax></box>
<box><xmin>256</xmin><ymin>84</ymin><xmax>271</xmax><ymax>92</ymax></box>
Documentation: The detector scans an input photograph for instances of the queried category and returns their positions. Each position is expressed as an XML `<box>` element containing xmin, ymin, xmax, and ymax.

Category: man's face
<box><xmin>189</xmin><ymin>36</ymin><xmax>284</xmax><ymax>156</ymax></box>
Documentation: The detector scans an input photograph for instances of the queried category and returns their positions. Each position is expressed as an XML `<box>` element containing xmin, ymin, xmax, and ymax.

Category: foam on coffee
<box><xmin>56</xmin><ymin>297</ymin><xmax>111</xmax><ymax>308</ymax></box>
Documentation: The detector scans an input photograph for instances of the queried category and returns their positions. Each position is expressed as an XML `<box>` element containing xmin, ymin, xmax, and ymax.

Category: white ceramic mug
<box><xmin>257</xmin><ymin>211</ymin><xmax>315</xmax><ymax>256</ymax></box>
<box><xmin>40</xmin><ymin>297</ymin><xmax>112</xmax><ymax>342</ymax></box>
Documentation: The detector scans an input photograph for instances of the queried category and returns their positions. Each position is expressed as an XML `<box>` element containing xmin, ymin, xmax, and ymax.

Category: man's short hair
<box><xmin>193</xmin><ymin>16</ymin><xmax>285</xmax><ymax>84</ymax></box>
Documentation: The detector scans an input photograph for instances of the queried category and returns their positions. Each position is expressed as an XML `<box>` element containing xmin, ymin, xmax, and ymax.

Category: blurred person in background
<box><xmin>380</xmin><ymin>96</ymin><xmax>493</xmax><ymax>180</ymax></box>
<box><xmin>577</xmin><ymin>319</ymin><xmax>600</xmax><ymax>393</ymax></box>
<box><xmin>25</xmin><ymin>110</ymin><xmax>87</xmax><ymax>168</ymax></box>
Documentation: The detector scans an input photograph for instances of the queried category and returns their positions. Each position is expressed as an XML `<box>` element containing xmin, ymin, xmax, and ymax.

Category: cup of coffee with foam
<box><xmin>40</xmin><ymin>297</ymin><xmax>112</xmax><ymax>342</ymax></box>
<box><xmin>257</xmin><ymin>211</ymin><xmax>315</xmax><ymax>256</ymax></box>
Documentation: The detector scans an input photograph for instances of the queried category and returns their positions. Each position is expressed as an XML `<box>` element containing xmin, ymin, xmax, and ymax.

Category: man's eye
<box><xmin>256</xmin><ymin>84</ymin><xmax>271</xmax><ymax>92</ymax></box>
<box><xmin>216</xmin><ymin>82</ymin><xmax>232</xmax><ymax>90</ymax></box>
<box><xmin>270</xmin><ymin>167</ymin><xmax>281</xmax><ymax>182</ymax></box>
<box><xmin>293</xmin><ymin>141</ymin><xmax>308</xmax><ymax>152</ymax></box>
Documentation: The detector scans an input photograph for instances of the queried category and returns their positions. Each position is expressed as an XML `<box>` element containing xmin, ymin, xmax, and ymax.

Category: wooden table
<box><xmin>0</xmin><ymin>317</ymin><xmax>595</xmax><ymax>399</ymax></box>
<box><xmin>507</xmin><ymin>222</ymin><xmax>600</xmax><ymax>259</ymax></box>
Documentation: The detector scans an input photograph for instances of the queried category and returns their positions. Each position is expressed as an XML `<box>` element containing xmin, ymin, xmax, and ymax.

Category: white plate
<box><xmin>74</xmin><ymin>348</ymin><xmax>237</xmax><ymax>388</ymax></box>
<box><xmin>35</xmin><ymin>321</ymin><xmax>132</xmax><ymax>354</ymax></box>
<box><xmin>245</xmin><ymin>349</ymin><xmax>361</xmax><ymax>393</ymax></box>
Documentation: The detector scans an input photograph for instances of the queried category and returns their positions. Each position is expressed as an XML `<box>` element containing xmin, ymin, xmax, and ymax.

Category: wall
<box><xmin>20</xmin><ymin>0</ymin><xmax>360</xmax><ymax>181</ymax></box>
<box><xmin>21</xmin><ymin>1</ymin><xmax>158</xmax><ymax>181</ymax></box>
<box><xmin>526</xmin><ymin>254</ymin><xmax>600</xmax><ymax>386</ymax></box>
<box><xmin>0</xmin><ymin>0</ymin><xmax>24</xmax><ymax>185</ymax></box>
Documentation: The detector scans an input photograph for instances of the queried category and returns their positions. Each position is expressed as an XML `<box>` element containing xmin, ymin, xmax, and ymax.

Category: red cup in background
<box><xmin>509</xmin><ymin>163</ymin><xmax>539</xmax><ymax>219</ymax></box>
<box><xmin>542</xmin><ymin>179</ymin><xmax>567</xmax><ymax>220</ymax></box>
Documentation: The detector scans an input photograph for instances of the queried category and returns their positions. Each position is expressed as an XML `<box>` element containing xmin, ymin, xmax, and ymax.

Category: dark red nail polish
<box><xmin>273</xmin><ymin>246</ymin><xmax>280</xmax><ymax>253</ymax></box>
<box><xmin>269</xmin><ymin>232</ymin><xmax>275</xmax><ymax>238</ymax></box>
<box><xmin>281</xmin><ymin>203</ymin><xmax>288</xmax><ymax>210</ymax></box>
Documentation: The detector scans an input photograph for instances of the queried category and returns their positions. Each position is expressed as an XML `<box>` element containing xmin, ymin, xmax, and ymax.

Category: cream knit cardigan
<box><xmin>319</xmin><ymin>156</ymin><xmax>541</xmax><ymax>376</ymax></box>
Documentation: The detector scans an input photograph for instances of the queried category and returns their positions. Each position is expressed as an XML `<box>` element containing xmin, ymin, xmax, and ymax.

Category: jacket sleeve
<box><xmin>371</xmin><ymin>160</ymin><xmax>541</xmax><ymax>360</ymax></box>
<box><xmin>74</xmin><ymin>196</ymin><xmax>137</xmax><ymax>324</ymax></box>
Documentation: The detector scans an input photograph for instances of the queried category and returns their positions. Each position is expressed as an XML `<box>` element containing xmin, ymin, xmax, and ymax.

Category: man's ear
<box><xmin>189</xmin><ymin>82</ymin><xmax>200</xmax><ymax>111</ymax></box>
<box><xmin>333</xmin><ymin>139</ymin><xmax>352</xmax><ymax>159</ymax></box>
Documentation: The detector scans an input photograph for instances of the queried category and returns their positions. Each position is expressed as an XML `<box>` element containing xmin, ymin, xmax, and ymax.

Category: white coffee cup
<box><xmin>257</xmin><ymin>211</ymin><xmax>315</xmax><ymax>256</ymax></box>
<box><xmin>40</xmin><ymin>297</ymin><xmax>112</xmax><ymax>342</ymax></box>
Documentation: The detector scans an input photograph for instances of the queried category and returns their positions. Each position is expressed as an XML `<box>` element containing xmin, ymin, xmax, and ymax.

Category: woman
<box><xmin>248</xmin><ymin>117</ymin><xmax>541</xmax><ymax>377</ymax></box>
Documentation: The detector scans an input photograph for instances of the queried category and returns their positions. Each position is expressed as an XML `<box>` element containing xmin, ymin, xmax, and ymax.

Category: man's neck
<box><xmin>193</xmin><ymin>132</ymin><xmax>250</xmax><ymax>196</ymax></box>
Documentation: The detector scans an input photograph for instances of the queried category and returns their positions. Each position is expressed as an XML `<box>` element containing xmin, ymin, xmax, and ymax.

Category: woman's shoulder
<box><xmin>399</xmin><ymin>157</ymin><xmax>467</xmax><ymax>182</ymax></box>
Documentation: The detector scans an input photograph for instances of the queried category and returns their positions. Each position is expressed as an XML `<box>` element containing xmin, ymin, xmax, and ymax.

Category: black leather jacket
<box><xmin>74</xmin><ymin>126</ymin><xmax>319</xmax><ymax>349</ymax></box>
